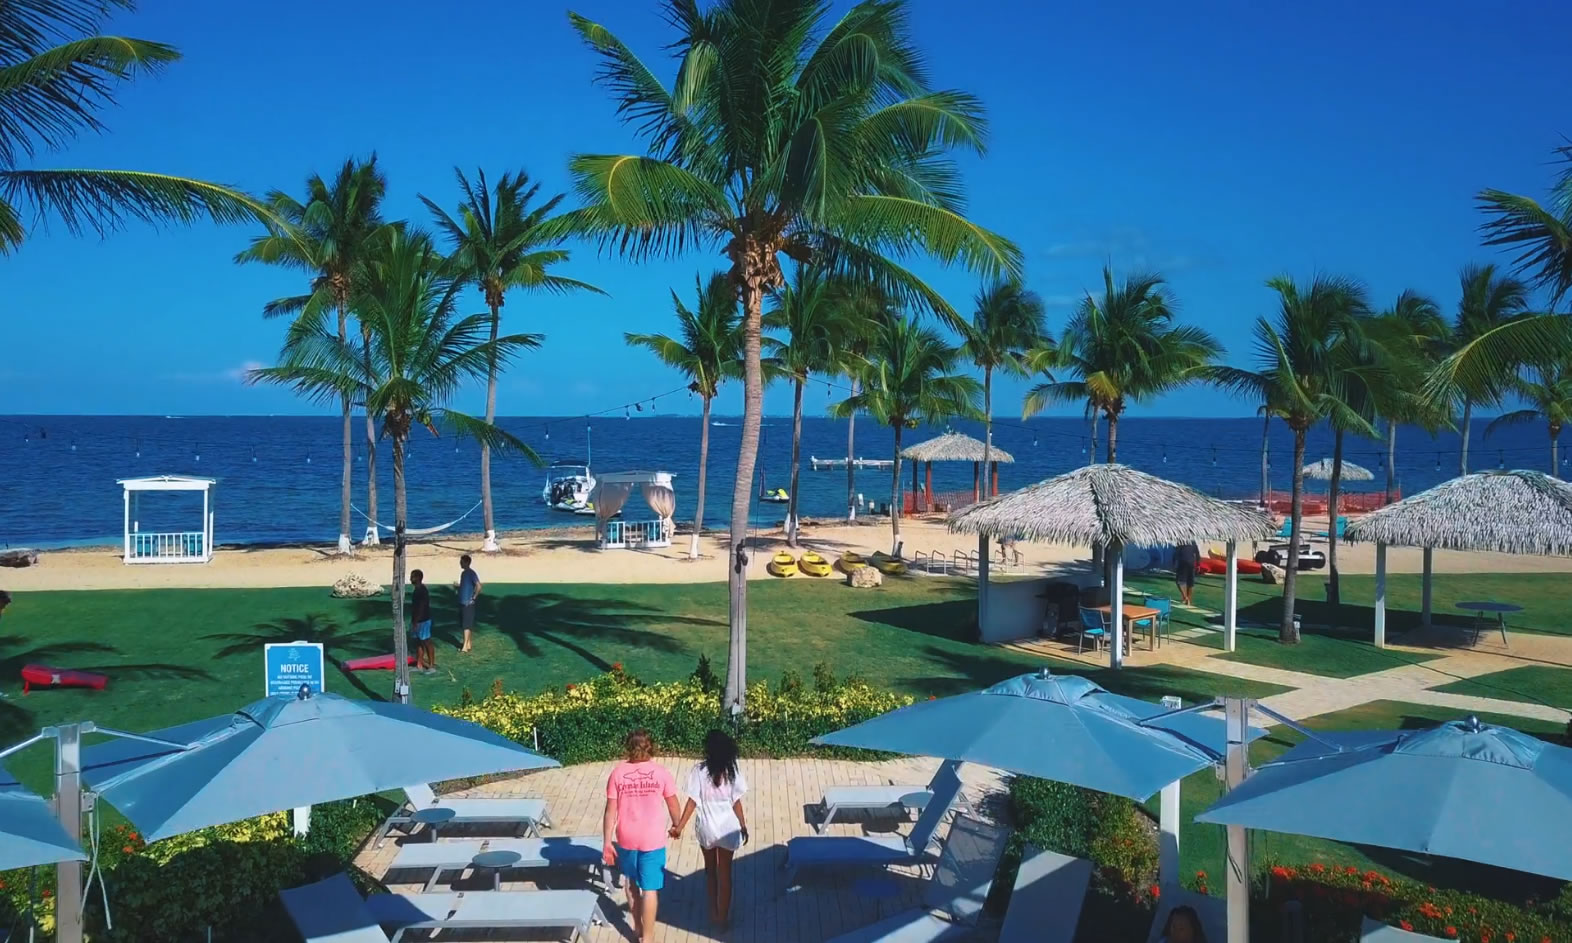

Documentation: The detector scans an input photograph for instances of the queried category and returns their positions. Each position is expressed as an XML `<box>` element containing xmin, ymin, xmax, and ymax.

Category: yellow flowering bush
<box><xmin>436</xmin><ymin>662</ymin><xmax>913</xmax><ymax>764</ymax></box>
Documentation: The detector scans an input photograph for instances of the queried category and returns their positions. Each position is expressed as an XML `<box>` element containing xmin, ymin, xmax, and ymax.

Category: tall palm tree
<box><xmin>764</xmin><ymin>265</ymin><xmax>861</xmax><ymax>545</ymax></box>
<box><xmin>250</xmin><ymin>231</ymin><xmax>540</xmax><ymax>702</ymax></box>
<box><xmin>1478</xmin><ymin>142</ymin><xmax>1572</xmax><ymax>312</ymax></box>
<box><xmin>1367</xmin><ymin>290</ymin><xmax>1448</xmax><ymax>501</ymax></box>
<box><xmin>1221</xmin><ymin>275</ymin><xmax>1373</xmax><ymax>643</ymax></box>
<box><xmin>833</xmin><ymin>316</ymin><xmax>981</xmax><ymax>554</ymax></box>
<box><xmin>960</xmin><ymin>279</ymin><xmax>1046</xmax><ymax>496</ymax></box>
<box><xmin>625</xmin><ymin>272</ymin><xmax>743</xmax><ymax>559</ymax></box>
<box><xmin>564</xmin><ymin>0</ymin><xmax>1020</xmax><ymax>710</ymax></box>
<box><xmin>236</xmin><ymin>158</ymin><xmax>388</xmax><ymax>554</ymax></box>
<box><xmin>1449</xmin><ymin>264</ymin><xmax>1529</xmax><ymax>474</ymax></box>
<box><xmin>1023</xmin><ymin>267</ymin><xmax>1222</xmax><ymax>462</ymax></box>
<box><xmin>1485</xmin><ymin>360</ymin><xmax>1572</xmax><ymax>475</ymax></box>
<box><xmin>421</xmin><ymin>168</ymin><xmax>604</xmax><ymax>552</ymax></box>
<box><xmin>0</xmin><ymin>0</ymin><xmax>277</xmax><ymax>255</ymax></box>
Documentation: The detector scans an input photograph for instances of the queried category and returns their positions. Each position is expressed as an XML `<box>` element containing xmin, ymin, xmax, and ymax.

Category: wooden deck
<box><xmin>356</xmin><ymin>755</ymin><xmax>1008</xmax><ymax>942</ymax></box>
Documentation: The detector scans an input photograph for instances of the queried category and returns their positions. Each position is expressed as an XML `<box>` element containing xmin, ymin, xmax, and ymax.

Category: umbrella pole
<box><xmin>56</xmin><ymin>724</ymin><xmax>84</xmax><ymax>943</ymax></box>
<box><xmin>1373</xmin><ymin>542</ymin><xmax>1387</xmax><ymax>648</ymax></box>
<box><xmin>976</xmin><ymin>533</ymin><xmax>990</xmax><ymax>636</ymax></box>
<box><xmin>1224</xmin><ymin>697</ymin><xmax>1252</xmax><ymax>943</ymax></box>
<box><xmin>1421</xmin><ymin>548</ymin><xmax>1433</xmax><ymax>627</ymax></box>
<box><xmin>1224</xmin><ymin>541</ymin><xmax>1239</xmax><ymax>652</ymax></box>
<box><xmin>1110</xmin><ymin>540</ymin><xmax>1124</xmax><ymax>670</ymax></box>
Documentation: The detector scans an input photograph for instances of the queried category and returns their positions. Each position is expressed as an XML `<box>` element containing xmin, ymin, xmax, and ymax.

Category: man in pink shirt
<box><xmin>603</xmin><ymin>729</ymin><xmax>680</xmax><ymax>943</ymax></box>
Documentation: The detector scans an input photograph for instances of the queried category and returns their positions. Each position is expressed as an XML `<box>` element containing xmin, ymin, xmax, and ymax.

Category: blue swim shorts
<box><xmin>615</xmin><ymin>845</ymin><xmax>666</xmax><ymax>890</ymax></box>
<box><xmin>415</xmin><ymin>620</ymin><xmax>432</xmax><ymax>640</ymax></box>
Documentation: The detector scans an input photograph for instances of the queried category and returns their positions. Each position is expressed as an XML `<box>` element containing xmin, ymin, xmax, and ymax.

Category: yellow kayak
<box><xmin>838</xmin><ymin>551</ymin><xmax>867</xmax><ymax>573</ymax></box>
<box><xmin>870</xmin><ymin>552</ymin><xmax>906</xmax><ymax>575</ymax></box>
<box><xmin>799</xmin><ymin>551</ymin><xmax>832</xmax><ymax>577</ymax></box>
<box><xmin>767</xmin><ymin>551</ymin><xmax>798</xmax><ymax>577</ymax></box>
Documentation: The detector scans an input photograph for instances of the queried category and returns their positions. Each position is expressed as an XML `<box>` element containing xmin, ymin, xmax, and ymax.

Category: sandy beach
<box><xmin>5</xmin><ymin>512</ymin><xmax>1570</xmax><ymax>592</ymax></box>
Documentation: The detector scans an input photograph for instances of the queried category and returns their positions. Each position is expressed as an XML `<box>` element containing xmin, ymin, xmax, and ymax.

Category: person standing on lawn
<box><xmin>457</xmin><ymin>554</ymin><xmax>481</xmax><ymax>653</ymax></box>
<box><xmin>671</xmin><ymin>728</ymin><xmax>749</xmax><ymax>928</ymax></box>
<box><xmin>603</xmin><ymin>729</ymin><xmax>680</xmax><ymax>943</ymax></box>
<box><xmin>409</xmin><ymin>569</ymin><xmax>434</xmax><ymax>673</ymax></box>
<box><xmin>1174</xmin><ymin>541</ymin><xmax>1200</xmax><ymax>606</ymax></box>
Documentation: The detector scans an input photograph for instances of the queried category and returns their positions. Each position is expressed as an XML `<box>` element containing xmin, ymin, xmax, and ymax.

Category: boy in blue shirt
<box><xmin>458</xmin><ymin>554</ymin><xmax>482</xmax><ymax>653</ymax></box>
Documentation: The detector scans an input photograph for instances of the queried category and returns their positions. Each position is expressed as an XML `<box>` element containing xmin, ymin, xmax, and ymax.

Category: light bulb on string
<box><xmin>194</xmin><ymin>443</ymin><xmax>201</xmax><ymax>462</ymax></box>
<box><xmin>545</xmin><ymin>424</ymin><xmax>551</xmax><ymax>440</ymax></box>
<box><xmin>70</xmin><ymin>438</ymin><xmax>77</xmax><ymax>452</ymax></box>
<box><xmin>251</xmin><ymin>448</ymin><xmax>257</xmax><ymax>463</ymax></box>
<box><xmin>1033</xmin><ymin>432</ymin><xmax>1038</xmax><ymax>447</ymax></box>
<box><xmin>305</xmin><ymin>450</ymin><xmax>311</xmax><ymax>465</ymax></box>
<box><xmin>625</xmin><ymin>406</ymin><xmax>631</xmax><ymax>420</ymax></box>
<box><xmin>1434</xmin><ymin>453</ymin><xmax>1440</xmax><ymax>472</ymax></box>
<box><xmin>1211</xmin><ymin>447</ymin><xmax>1217</xmax><ymax>466</ymax></box>
<box><xmin>1498</xmin><ymin>450</ymin><xmax>1505</xmax><ymax>470</ymax></box>
<box><xmin>22</xmin><ymin>430</ymin><xmax>28</xmax><ymax>444</ymax></box>
<box><xmin>1162</xmin><ymin>446</ymin><xmax>1168</xmax><ymax>464</ymax></box>
<box><xmin>39</xmin><ymin>427</ymin><xmax>47</xmax><ymax>440</ymax></box>
<box><xmin>1080</xmin><ymin>437</ymin><xmax>1086</xmax><ymax>455</ymax></box>
<box><xmin>135</xmin><ymin>438</ymin><xmax>141</xmax><ymax>459</ymax></box>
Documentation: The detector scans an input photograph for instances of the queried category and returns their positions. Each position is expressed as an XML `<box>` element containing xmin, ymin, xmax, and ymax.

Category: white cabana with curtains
<box><xmin>119</xmin><ymin>475</ymin><xmax>216</xmax><ymax>564</ymax></box>
<box><xmin>592</xmin><ymin>470</ymin><xmax>676</xmax><ymax>549</ymax></box>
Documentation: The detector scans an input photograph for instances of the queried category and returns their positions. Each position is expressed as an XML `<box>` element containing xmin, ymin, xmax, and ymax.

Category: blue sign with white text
<box><xmin>263</xmin><ymin>641</ymin><xmax>325</xmax><ymax>698</ymax></box>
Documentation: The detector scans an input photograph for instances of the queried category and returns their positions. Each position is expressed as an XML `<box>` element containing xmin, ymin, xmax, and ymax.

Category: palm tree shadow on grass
<box><xmin>848</xmin><ymin>599</ymin><xmax>979</xmax><ymax>643</ymax></box>
<box><xmin>0</xmin><ymin>635</ymin><xmax>216</xmax><ymax>740</ymax></box>
<box><xmin>202</xmin><ymin>614</ymin><xmax>387</xmax><ymax>701</ymax></box>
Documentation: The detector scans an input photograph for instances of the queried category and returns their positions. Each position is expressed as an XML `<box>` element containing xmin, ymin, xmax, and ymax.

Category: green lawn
<box><xmin>1432</xmin><ymin>665</ymin><xmax>1572</xmax><ymax>711</ymax></box>
<box><xmin>1159</xmin><ymin>699</ymin><xmax>1569</xmax><ymax>904</ymax></box>
<box><xmin>0</xmin><ymin>577</ymin><xmax>1287</xmax><ymax>794</ymax></box>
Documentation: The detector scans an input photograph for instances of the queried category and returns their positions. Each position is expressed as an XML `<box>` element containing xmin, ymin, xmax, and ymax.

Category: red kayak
<box><xmin>21</xmin><ymin>664</ymin><xmax>108</xmax><ymax>694</ymax></box>
<box><xmin>343</xmin><ymin>654</ymin><xmax>418</xmax><ymax>672</ymax></box>
<box><xmin>1208</xmin><ymin>552</ymin><xmax>1263</xmax><ymax>575</ymax></box>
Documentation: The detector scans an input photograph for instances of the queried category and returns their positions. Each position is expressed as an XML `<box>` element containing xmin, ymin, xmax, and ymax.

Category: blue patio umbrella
<box><xmin>0</xmin><ymin>775</ymin><xmax>86</xmax><ymax>870</ymax></box>
<box><xmin>79</xmin><ymin>691</ymin><xmax>557</xmax><ymax>841</ymax></box>
<box><xmin>812</xmin><ymin>670</ymin><xmax>1259</xmax><ymax>800</ymax></box>
<box><xmin>1196</xmin><ymin>716</ymin><xmax>1572</xmax><ymax>881</ymax></box>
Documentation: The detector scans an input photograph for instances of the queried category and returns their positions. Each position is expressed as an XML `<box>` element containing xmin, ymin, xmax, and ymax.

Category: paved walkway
<box><xmin>357</xmin><ymin>757</ymin><xmax>1008</xmax><ymax>942</ymax></box>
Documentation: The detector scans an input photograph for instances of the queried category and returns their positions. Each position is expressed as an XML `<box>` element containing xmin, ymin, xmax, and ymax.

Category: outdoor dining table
<box><xmin>1094</xmin><ymin>604</ymin><xmax>1162</xmax><ymax>652</ymax></box>
<box><xmin>1455</xmin><ymin>601</ymin><xmax>1520</xmax><ymax>648</ymax></box>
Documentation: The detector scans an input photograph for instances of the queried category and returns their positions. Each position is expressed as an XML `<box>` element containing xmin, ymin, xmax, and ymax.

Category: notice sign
<box><xmin>263</xmin><ymin>641</ymin><xmax>325</xmax><ymax>698</ymax></box>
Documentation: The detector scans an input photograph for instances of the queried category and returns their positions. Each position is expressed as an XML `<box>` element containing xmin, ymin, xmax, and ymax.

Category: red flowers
<box><xmin>565</xmin><ymin>683</ymin><xmax>577</xmax><ymax>691</ymax></box>
<box><xmin>1444</xmin><ymin>928</ymin><xmax>1457</xmax><ymax>939</ymax></box>
<box><xmin>1401</xmin><ymin>922</ymin><xmax>1414</xmax><ymax>931</ymax></box>
<box><xmin>611</xmin><ymin>662</ymin><xmax>623</xmax><ymax>671</ymax></box>
<box><xmin>122</xmin><ymin>844</ymin><xmax>134</xmax><ymax>854</ymax></box>
<box><xmin>1149</xmin><ymin>884</ymin><xmax>1161</xmax><ymax>899</ymax></box>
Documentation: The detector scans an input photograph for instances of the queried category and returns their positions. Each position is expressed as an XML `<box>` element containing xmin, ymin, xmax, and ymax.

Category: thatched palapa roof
<box><xmin>949</xmin><ymin>463</ymin><xmax>1276</xmax><ymax>547</ymax></box>
<box><xmin>1302</xmin><ymin>458</ymin><xmax>1374</xmax><ymax>481</ymax></box>
<box><xmin>1344</xmin><ymin>470</ymin><xmax>1572</xmax><ymax>555</ymax></box>
<box><xmin>900</xmin><ymin>432</ymin><xmax>1015</xmax><ymax>464</ymax></box>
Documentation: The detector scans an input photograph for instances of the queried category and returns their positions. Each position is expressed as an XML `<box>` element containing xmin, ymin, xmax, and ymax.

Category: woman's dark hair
<box><xmin>702</xmin><ymin>728</ymin><xmax>739</xmax><ymax>787</ymax></box>
<box><xmin>1164</xmin><ymin>905</ymin><xmax>1207</xmax><ymax>942</ymax></box>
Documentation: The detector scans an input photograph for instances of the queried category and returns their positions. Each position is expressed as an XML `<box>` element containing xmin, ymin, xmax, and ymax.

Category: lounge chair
<box><xmin>824</xmin><ymin>814</ymin><xmax>1008</xmax><ymax>942</ymax></box>
<box><xmin>1145</xmin><ymin>887</ymin><xmax>1226</xmax><ymax>943</ymax></box>
<box><xmin>815</xmin><ymin>759</ymin><xmax>969</xmax><ymax>833</ymax></box>
<box><xmin>1362</xmin><ymin>917</ymin><xmax>1450</xmax><ymax>941</ymax></box>
<box><xmin>280</xmin><ymin>872</ymin><xmax>601</xmax><ymax>943</ymax></box>
<box><xmin>997</xmin><ymin>846</ymin><xmax>1093</xmax><ymax>943</ymax></box>
<box><xmin>784</xmin><ymin>762</ymin><xmax>965</xmax><ymax>887</ymax></box>
<box><xmin>387</xmin><ymin>835</ymin><xmax>608</xmax><ymax>891</ymax></box>
<box><xmin>376</xmin><ymin>783</ymin><xmax>550</xmax><ymax>845</ymax></box>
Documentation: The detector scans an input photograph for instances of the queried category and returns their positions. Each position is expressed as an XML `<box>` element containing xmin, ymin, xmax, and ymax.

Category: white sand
<box><xmin>4</xmin><ymin>513</ymin><xmax>1569</xmax><ymax>592</ymax></box>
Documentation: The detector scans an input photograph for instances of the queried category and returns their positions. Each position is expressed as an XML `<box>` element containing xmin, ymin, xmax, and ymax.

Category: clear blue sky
<box><xmin>7</xmin><ymin>0</ymin><xmax>1568</xmax><ymax>417</ymax></box>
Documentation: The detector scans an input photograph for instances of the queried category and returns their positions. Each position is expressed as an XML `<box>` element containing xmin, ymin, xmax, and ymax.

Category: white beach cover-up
<box><xmin>685</xmin><ymin>762</ymin><xmax>748</xmax><ymax>851</ymax></box>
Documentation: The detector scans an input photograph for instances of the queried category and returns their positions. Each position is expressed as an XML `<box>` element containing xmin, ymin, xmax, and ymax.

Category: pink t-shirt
<box><xmin>605</xmin><ymin>760</ymin><xmax>676</xmax><ymax>851</ymax></box>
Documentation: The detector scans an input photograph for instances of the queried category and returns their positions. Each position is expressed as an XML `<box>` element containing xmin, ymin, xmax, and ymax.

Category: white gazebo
<box><xmin>119</xmin><ymin>475</ymin><xmax>216</xmax><ymax>564</ymax></box>
<box><xmin>591</xmin><ymin>470</ymin><xmax>676</xmax><ymax>550</ymax></box>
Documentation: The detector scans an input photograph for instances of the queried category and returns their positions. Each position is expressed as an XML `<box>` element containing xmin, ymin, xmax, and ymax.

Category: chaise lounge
<box><xmin>376</xmin><ymin>783</ymin><xmax>551</xmax><ymax>845</ymax></box>
<box><xmin>814</xmin><ymin>759</ymin><xmax>969</xmax><ymax>832</ymax></box>
<box><xmin>386</xmin><ymin>835</ymin><xmax>608</xmax><ymax>891</ymax></box>
<box><xmin>783</xmin><ymin>764</ymin><xmax>965</xmax><ymax>887</ymax></box>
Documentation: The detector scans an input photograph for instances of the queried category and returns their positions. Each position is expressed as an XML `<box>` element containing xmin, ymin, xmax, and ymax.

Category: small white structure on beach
<box><xmin>119</xmin><ymin>475</ymin><xmax>215</xmax><ymax>564</ymax></box>
<box><xmin>591</xmin><ymin>470</ymin><xmax>676</xmax><ymax>550</ymax></box>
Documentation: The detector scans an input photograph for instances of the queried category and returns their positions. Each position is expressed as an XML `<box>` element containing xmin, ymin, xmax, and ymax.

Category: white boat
<box><xmin>542</xmin><ymin>461</ymin><xmax>595</xmax><ymax>513</ymax></box>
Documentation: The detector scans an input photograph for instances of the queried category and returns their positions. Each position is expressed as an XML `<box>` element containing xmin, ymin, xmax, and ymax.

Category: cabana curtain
<box><xmin>642</xmin><ymin>483</ymin><xmax>676</xmax><ymax>521</ymax></box>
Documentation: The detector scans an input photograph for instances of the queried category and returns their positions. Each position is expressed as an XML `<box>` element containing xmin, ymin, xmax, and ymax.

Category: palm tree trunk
<box><xmin>480</xmin><ymin>301</ymin><xmax>501</xmax><ymax>552</ymax></box>
<box><xmin>1552</xmin><ymin>423</ymin><xmax>1562</xmax><ymax>477</ymax></box>
<box><xmin>1327</xmin><ymin>428</ymin><xmax>1344</xmax><ymax>606</ymax></box>
<box><xmin>1260</xmin><ymin>411</ymin><xmax>1271</xmax><ymax>508</ymax></box>
<box><xmin>982</xmin><ymin>367</ymin><xmax>993</xmax><ymax>497</ymax></box>
<box><xmin>1385</xmin><ymin>421</ymin><xmax>1397</xmax><ymax>503</ymax></box>
<box><xmin>1459</xmin><ymin>400</ymin><xmax>1472</xmax><ymax>476</ymax></box>
<box><xmin>846</xmin><ymin>377</ymin><xmax>859</xmax><ymax>519</ymax></box>
<box><xmin>362</xmin><ymin>328</ymin><xmax>380</xmax><ymax>545</ymax></box>
<box><xmin>1088</xmin><ymin>411</ymin><xmax>1099</xmax><ymax>467</ymax></box>
<box><xmin>390</xmin><ymin>432</ymin><xmax>412</xmax><ymax>704</ymax></box>
<box><xmin>1105</xmin><ymin>410</ymin><xmax>1119</xmax><ymax>463</ymax></box>
<box><xmin>690</xmin><ymin>396</ymin><xmax>712</xmax><ymax>559</ymax></box>
<box><xmin>723</xmin><ymin>277</ymin><xmax>766</xmax><ymax>713</ymax></box>
<box><xmin>337</xmin><ymin>306</ymin><xmax>353</xmax><ymax>554</ymax></box>
<box><xmin>890</xmin><ymin>423</ymin><xmax>904</xmax><ymax>556</ymax></box>
<box><xmin>786</xmin><ymin>377</ymin><xmax>805</xmax><ymax>547</ymax></box>
<box><xmin>1280</xmin><ymin>428</ymin><xmax>1307</xmax><ymax>644</ymax></box>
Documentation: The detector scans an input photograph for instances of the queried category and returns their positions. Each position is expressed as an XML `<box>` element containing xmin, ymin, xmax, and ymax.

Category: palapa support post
<box><xmin>1373</xmin><ymin>541</ymin><xmax>1387</xmax><ymax>648</ymax></box>
<box><xmin>1224</xmin><ymin>697</ymin><xmax>1251</xmax><ymax>943</ymax></box>
<box><xmin>1224</xmin><ymin>540</ymin><xmax>1239</xmax><ymax>652</ymax></box>
<box><xmin>1421</xmin><ymin>547</ymin><xmax>1433</xmax><ymax>627</ymax></box>
<box><xmin>976</xmin><ymin>533</ymin><xmax>990</xmax><ymax>636</ymax></box>
<box><xmin>911</xmin><ymin>460</ymin><xmax>920</xmax><ymax>513</ymax></box>
<box><xmin>925</xmin><ymin>461</ymin><xmax>933</xmax><ymax>511</ymax></box>
<box><xmin>990</xmin><ymin>460</ymin><xmax>999</xmax><ymax>496</ymax></box>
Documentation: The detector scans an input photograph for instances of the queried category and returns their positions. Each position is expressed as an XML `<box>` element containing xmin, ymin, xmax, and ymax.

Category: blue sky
<box><xmin>6</xmin><ymin>0</ymin><xmax>1568</xmax><ymax>417</ymax></box>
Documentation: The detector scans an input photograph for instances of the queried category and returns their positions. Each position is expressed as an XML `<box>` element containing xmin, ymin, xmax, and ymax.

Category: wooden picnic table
<box><xmin>1094</xmin><ymin>604</ymin><xmax>1162</xmax><ymax>652</ymax></box>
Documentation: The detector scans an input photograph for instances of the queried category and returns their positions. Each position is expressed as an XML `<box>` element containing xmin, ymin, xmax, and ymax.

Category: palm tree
<box><xmin>960</xmin><ymin>279</ymin><xmax>1046</xmax><ymax>496</ymax></box>
<box><xmin>421</xmin><ymin>169</ymin><xmax>604</xmax><ymax>553</ymax></box>
<box><xmin>0</xmin><ymin>0</ymin><xmax>278</xmax><ymax>255</ymax></box>
<box><xmin>764</xmin><ymin>265</ymin><xmax>861</xmax><ymax>545</ymax></box>
<box><xmin>1478</xmin><ymin>142</ymin><xmax>1572</xmax><ymax>312</ymax></box>
<box><xmin>236</xmin><ymin>158</ymin><xmax>388</xmax><ymax>554</ymax></box>
<box><xmin>833</xmin><ymin>316</ymin><xmax>981</xmax><ymax>554</ymax></box>
<box><xmin>564</xmin><ymin>0</ymin><xmax>1020</xmax><ymax>710</ymax></box>
<box><xmin>1023</xmin><ymin>267</ymin><xmax>1222</xmax><ymax>462</ymax></box>
<box><xmin>250</xmin><ymin>230</ymin><xmax>541</xmax><ymax>702</ymax></box>
<box><xmin>1485</xmin><ymin>360</ymin><xmax>1572</xmax><ymax>475</ymax></box>
<box><xmin>1367</xmin><ymin>291</ymin><xmax>1448</xmax><ymax>501</ymax></box>
<box><xmin>625</xmin><ymin>272</ymin><xmax>743</xmax><ymax>559</ymax></box>
<box><xmin>1449</xmin><ymin>264</ymin><xmax>1529</xmax><ymax>474</ymax></box>
<box><xmin>1221</xmin><ymin>275</ymin><xmax>1373</xmax><ymax>643</ymax></box>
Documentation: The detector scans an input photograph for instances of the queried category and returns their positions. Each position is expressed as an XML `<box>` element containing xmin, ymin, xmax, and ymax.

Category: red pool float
<box><xmin>21</xmin><ymin>664</ymin><xmax>108</xmax><ymax>694</ymax></box>
<box><xmin>343</xmin><ymin>654</ymin><xmax>418</xmax><ymax>672</ymax></box>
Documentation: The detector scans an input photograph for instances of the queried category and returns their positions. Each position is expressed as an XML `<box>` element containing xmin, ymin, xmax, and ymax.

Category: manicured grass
<box><xmin>1159</xmin><ymin>700</ymin><xmax>1569</xmax><ymax>904</ymax></box>
<box><xmin>1432</xmin><ymin>665</ymin><xmax>1572</xmax><ymax>711</ymax></box>
<box><xmin>0</xmin><ymin>576</ymin><xmax>1287</xmax><ymax>794</ymax></box>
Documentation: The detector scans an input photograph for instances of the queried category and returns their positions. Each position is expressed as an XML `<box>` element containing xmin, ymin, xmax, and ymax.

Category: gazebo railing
<box><xmin>601</xmin><ymin>519</ymin><xmax>672</xmax><ymax>550</ymax></box>
<box><xmin>129</xmin><ymin>531</ymin><xmax>207</xmax><ymax>561</ymax></box>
